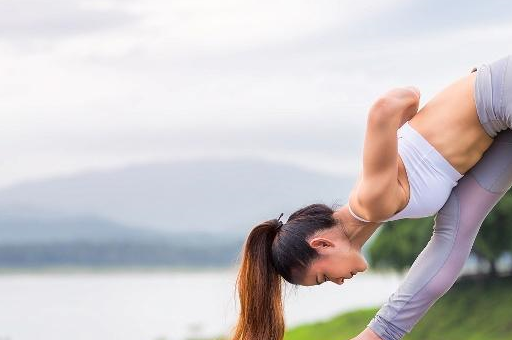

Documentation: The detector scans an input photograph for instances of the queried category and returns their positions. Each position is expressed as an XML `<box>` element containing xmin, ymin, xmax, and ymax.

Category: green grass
<box><xmin>284</xmin><ymin>307</ymin><xmax>379</xmax><ymax>340</ymax></box>
<box><xmin>285</xmin><ymin>275</ymin><xmax>512</xmax><ymax>340</ymax></box>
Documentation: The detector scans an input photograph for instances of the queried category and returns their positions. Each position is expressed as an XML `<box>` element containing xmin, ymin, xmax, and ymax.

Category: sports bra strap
<box><xmin>347</xmin><ymin>202</ymin><xmax>372</xmax><ymax>223</ymax></box>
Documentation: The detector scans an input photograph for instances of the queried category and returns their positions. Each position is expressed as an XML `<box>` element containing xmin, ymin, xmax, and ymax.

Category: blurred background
<box><xmin>1</xmin><ymin>0</ymin><xmax>512</xmax><ymax>340</ymax></box>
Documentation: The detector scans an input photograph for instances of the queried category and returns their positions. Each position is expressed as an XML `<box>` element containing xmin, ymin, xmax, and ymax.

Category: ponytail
<box><xmin>231</xmin><ymin>203</ymin><xmax>336</xmax><ymax>340</ymax></box>
<box><xmin>231</xmin><ymin>220</ymin><xmax>285</xmax><ymax>340</ymax></box>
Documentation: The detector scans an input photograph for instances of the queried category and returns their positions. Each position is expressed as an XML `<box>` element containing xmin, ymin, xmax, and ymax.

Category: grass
<box><xmin>285</xmin><ymin>275</ymin><xmax>512</xmax><ymax>340</ymax></box>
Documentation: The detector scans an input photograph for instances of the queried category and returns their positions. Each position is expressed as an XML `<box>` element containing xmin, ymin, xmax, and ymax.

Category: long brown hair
<box><xmin>231</xmin><ymin>203</ymin><xmax>336</xmax><ymax>340</ymax></box>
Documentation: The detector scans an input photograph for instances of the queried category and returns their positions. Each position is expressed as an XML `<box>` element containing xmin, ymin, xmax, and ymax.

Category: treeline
<box><xmin>368</xmin><ymin>190</ymin><xmax>512</xmax><ymax>277</ymax></box>
<box><xmin>1</xmin><ymin>190</ymin><xmax>509</xmax><ymax>270</ymax></box>
<box><xmin>0</xmin><ymin>239</ymin><xmax>245</xmax><ymax>268</ymax></box>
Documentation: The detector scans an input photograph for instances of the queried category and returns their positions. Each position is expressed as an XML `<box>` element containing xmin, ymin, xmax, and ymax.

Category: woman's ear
<box><xmin>309</xmin><ymin>237</ymin><xmax>335</xmax><ymax>254</ymax></box>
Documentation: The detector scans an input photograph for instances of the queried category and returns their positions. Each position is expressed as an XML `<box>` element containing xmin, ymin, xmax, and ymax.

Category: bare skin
<box><xmin>349</xmin><ymin>71</ymin><xmax>493</xmax><ymax>222</ymax></box>
<box><xmin>298</xmin><ymin>206</ymin><xmax>378</xmax><ymax>287</ymax></box>
<box><xmin>298</xmin><ymin>206</ymin><xmax>384</xmax><ymax>340</ymax></box>
<box><xmin>299</xmin><ymin>70</ymin><xmax>496</xmax><ymax>340</ymax></box>
<box><xmin>298</xmin><ymin>71</ymin><xmax>494</xmax><ymax>287</ymax></box>
<box><xmin>345</xmin><ymin>71</ymin><xmax>493</xmax><ymax>340</ymax></box>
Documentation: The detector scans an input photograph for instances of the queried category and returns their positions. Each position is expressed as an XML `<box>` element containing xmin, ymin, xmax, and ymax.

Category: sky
<box><xmin>1</xmin><ymin>0</ymin><xmax>512</xmax><ymax>188</ymax></box>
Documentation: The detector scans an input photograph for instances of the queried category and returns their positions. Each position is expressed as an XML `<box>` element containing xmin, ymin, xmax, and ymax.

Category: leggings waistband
<box><xmin>474</xmin><ymin>55</ymin><xmax>512</xmax><ymax>137</ymax></box>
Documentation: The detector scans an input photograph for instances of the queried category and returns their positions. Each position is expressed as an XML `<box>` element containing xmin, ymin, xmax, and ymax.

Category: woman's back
<box><xmin>349</xmin><ymin>66</ymin><xmax>497</xmax><ymax>222</ymax></box>
<box><xmin>408</xmin><ymin>71</ymin><xmax>493</xmax><ymax>175</ymax></box>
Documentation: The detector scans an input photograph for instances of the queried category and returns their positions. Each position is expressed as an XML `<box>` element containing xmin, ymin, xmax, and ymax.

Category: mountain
<box><xmin>0</xmin><ymin>208</ymin><xmax>246</xmax><ymax>267</ymax></box>
<box><xmin>0</xmin><ymin>211</ymin><xmax>169</xmax><ymax>244</ymax></box>
<box><xmin>0</xmin><ymin>159</ymin><xmax>354</xmax><ymax>235</ymax></box>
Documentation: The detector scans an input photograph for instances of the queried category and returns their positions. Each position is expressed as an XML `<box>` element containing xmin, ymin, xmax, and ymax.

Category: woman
<box><xmin>363</xmin><ymin>129</ymin><xmax>512</xmax><ymax>340</ymax></box>
<box><xmin>231</xmin><ymin>55</ymin><xmax>512</xmax><ymax>340</ymax></box>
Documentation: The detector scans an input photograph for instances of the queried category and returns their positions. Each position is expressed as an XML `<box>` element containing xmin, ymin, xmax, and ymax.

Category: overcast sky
<box><xmin>0</xmin><ymin>0</ymin><xmax>511</xmax><ymax>188</ymax></box>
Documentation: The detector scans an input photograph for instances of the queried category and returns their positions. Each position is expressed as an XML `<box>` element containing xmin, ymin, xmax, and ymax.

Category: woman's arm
<box><xmin>351</xmin><ymin>87</ymin><xmax>420</xmax><ymax>222</ymax></box>
<box><xmin>357</xmin><ymin>129</ymin><xmax>512</xmax><ymax>340</ymax></box>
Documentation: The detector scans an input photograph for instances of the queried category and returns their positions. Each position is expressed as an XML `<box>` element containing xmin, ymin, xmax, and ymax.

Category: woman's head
<box><xmin>271</xmin><ymin>203</ymin><xmax>367</xmax><ymax>285</ymax></box>
<box><xmin>296</xmin><ymin>222</ymin><xmax>368</xmax><ymax>286</ymax></box>
<box><xmin>231</xmin><ymin>203</ymin><xmax>368</xmax><ymax>340</ymax></box>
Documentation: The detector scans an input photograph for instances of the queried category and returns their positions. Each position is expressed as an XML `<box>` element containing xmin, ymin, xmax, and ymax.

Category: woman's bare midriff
<box><xmin>409</xmin><ymin>72</ymin><xmax>493</xmax><ymax>173</ymax></box>
<box><xmin>395</xmin><ymin>71</ymin><xmax>494</xmax><ymax>213</ymax></box>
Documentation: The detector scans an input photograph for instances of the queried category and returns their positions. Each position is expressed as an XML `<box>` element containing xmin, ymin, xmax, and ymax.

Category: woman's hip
<box><xmin>473</xmin><ymin>55</ymin><xmax>512</xmax><ymax>137</ymax></box>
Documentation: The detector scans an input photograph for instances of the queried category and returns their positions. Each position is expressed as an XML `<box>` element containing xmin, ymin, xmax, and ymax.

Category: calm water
<box><xmin>0</xmin><ymin>268</ymin><xmax>404</xmax><ymax>340</ymax></box>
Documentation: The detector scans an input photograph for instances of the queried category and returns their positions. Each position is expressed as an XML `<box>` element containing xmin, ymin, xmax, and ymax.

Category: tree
<box><xmin>473</xmin><ymin>190</ymin><xmax>512</xmax><ymax>277</ymax></box>
<box><xmin>368</xmin><ymin>190</ymin><xmax>512</xmax><ymax>277</ymax></box>
<box><xmin>367</xmin><ymin>217</ymin><xmax>433</xmax><ymax>271</ymax></box>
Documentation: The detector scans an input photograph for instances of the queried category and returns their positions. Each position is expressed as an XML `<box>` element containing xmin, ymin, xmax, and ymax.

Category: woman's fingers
<box><xmin>383</xmin><ymin>86</ymin><xmax>421</xmax><ymax>102</ymax></box>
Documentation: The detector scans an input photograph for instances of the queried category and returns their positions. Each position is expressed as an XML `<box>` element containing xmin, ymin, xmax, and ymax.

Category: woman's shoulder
<box><xmin>349</xmin><ymin>169</ymin><xmax>408</xmax><ymax>222</ymax></box>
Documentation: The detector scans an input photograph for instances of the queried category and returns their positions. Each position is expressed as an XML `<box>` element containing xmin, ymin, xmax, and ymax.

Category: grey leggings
<box><xmin>474</xmin><ymin>55</ymin><xmax>512</xmax><ymax>137</ymax></box>
<box><xmin>367</xmin><ymin>55</ymin><xmax>512</xmax><ymax>340</ymax></box>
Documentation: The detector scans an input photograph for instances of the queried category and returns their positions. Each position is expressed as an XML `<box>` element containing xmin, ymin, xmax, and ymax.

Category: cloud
<box><xmin>0</xmin><ymin>0</ymin><xmax>139</xmax><ymax>43</ymax></box>
<box><xmin>342</xmin><ymin>0</ymin><xmax>512</xmax><ymax>42</ymax></box>
<box><xmin>1</xmin><ymin>0</ymin><xmax>512</xmax><ymax>189</ymax></box>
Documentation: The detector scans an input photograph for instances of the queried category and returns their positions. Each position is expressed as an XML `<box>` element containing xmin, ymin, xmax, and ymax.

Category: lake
<box><xmin>0</xmin><ymin>268</ymin><xmax>405</xmax><ymax>340</ymax></box>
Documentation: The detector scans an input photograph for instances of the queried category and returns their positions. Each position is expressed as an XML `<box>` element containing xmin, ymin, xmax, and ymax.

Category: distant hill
<box><xmin>0</xmin><ymin>159</ymin><xmax>354</xmax><ymax>235</ymax></box>
<box><xmin>0</xmin><ymin>208</ymin><xmax>247</xmax><ymax>267</ymax></box>
<box><xmin>0</xmin><ymin>239</ymin><xmax>244</xmax><ymax>268</ymax></box>
<box><xmin>0</xmin><ymin>211</ymin><xmax>169</xmax><ymax>244</ymax></box>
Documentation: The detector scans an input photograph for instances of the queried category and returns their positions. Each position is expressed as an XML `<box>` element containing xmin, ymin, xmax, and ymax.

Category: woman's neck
<box><xmin>333</xmin><ymin>205</ymin><xmax>382</xmax><ymax>249</ymax></box>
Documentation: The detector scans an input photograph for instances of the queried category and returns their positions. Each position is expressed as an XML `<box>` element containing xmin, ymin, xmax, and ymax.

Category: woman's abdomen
<box><xmin>409</xmin><ymin>71</ymin><xmax>493</xmax><ymax>174</ymax></box>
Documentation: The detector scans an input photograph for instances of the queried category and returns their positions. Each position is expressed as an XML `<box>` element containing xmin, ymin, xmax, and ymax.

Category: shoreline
<box><xmin>0</xmin><ymin>265</ymin><xmax>240</xmax><ymax>275</ymax></box>
<box><xmin>0</xmin><ymin>265</ymin><xmax>404</xmax><ymax>276</ymax></box>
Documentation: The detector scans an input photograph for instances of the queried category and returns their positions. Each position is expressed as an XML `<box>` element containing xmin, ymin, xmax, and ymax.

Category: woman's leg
<box><xmin>367</xmin><ymin>130</ymin><xmax>512</xmax><ymax>340</ymax></box>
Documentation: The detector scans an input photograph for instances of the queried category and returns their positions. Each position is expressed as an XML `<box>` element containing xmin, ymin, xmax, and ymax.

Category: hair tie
<box><xmin>276</xmin><ymin>212</ymin><xmax>284</xmax><ymax>230</ymax></box>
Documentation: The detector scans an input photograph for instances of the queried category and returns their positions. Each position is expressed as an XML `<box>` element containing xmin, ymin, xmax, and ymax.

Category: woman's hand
<box><xmin>372</xmin><ymin>86</ymin><xmax>421</xmax><ymax>127</ymax></box>
<box><xmin>383</xmin><ymin>85</ymin><xmax>420</xmax><ymax>100</ymax></box>
<box><xmin>397</xmin><ymin>86</ymin><xmax>421</xmax><ymax>126</ymax></box>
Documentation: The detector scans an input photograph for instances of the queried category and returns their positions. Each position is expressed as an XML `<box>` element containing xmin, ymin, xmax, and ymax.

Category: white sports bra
<box><xmin>348</xmin><ymin>122</ymin><xmax>464</xmax><ymax>223</ymax></box>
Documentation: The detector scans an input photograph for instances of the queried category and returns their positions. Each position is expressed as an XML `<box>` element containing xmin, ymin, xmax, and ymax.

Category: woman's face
<box><xmin>298</xmin><ymin>226</ymin><xmax>368</xmax><ymax>286</ymax></box>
